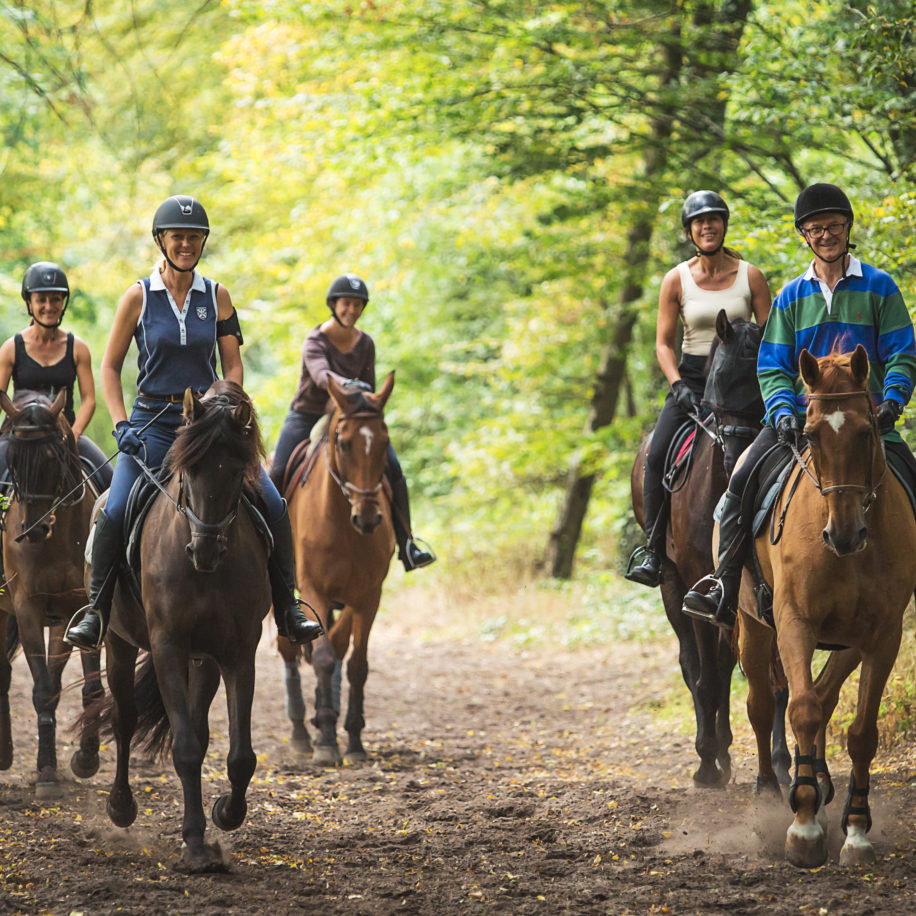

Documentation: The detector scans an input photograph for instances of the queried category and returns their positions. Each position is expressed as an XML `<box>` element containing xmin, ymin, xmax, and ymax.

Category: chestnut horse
<box><xmin>280</xmin><ymin>372</ymin><xmax>396</xmax><ymax>766</ymax></box>
<box><xmin>99</xmin><ymin>381</ymin><xmax>270</xmax><ymax>872</ymax></box>
<box><xmin>631</xmin><ymin>312</ymin><xmax>789</xmax><ymax>786</ymax></box>
<box><xmin>739</xmin><ymin>346</ymin><xmax>916</xmax><ymax>867</ymax></box>
<box><xmin>0</xmin><ymin>390</ymin><xmax>103</xmax><ymax>799</ymax></box>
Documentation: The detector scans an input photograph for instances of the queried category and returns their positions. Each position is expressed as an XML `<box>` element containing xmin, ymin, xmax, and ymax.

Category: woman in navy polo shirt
<box><xmin>65</xmin><ymin>196</ymin><xmax>322</xmax><ymax>650</ymax></box>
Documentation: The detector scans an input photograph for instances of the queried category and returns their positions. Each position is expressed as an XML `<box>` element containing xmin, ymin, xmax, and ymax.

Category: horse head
<box><xmin>169</xmin><ymin>380</ymin><xmax>265</xmax><ymax>572</ymax></box>
<box><xmin>0</xmin><ymin>388</ymin><xmax>79</xmax><ymax>543</ymax></box>
<box><xmin>327</xmin><ymin>371</ymin><xmax>395</xmax><ymax>534</ymax></box>
<box><xmin>800</xmin><ymin>344</ymin><xmax>879</xmax><ymax>556</ymax></box>
<box><xmin>703</xmin><ymin>309</ymin><xmax>765</xmax><ymax>476</ymax></box>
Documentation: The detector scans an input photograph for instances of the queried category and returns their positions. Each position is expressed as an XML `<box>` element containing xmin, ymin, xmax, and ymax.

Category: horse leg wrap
<box><xmin>788</xmin><ymin>745</ymin><xmax>822</xmax><ymax>813</ymax></box>
<box><xmin>37</xmin><ymin>712</ymin><xmax>57</xmax><ymax>770</ymax></box>
<box><xmin>284</xmin><ymin>662</ymin><xmax>306</xmax><ymax>722</ymax></box>
<box><xmin>841</xmin><ymin>768</ymin><xmax>872</xmax><ymax>835</ymax></box>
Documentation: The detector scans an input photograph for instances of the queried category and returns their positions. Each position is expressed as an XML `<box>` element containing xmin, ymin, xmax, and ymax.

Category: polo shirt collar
<box><xmin>148</xmin><ymin>268</ymin><xmax>205</xmax><ymax>293</ymax></box>
<box><xmin>803</xmin><ymin>255</ymin><xmax>862</xmax><ymax>283</ymax></box>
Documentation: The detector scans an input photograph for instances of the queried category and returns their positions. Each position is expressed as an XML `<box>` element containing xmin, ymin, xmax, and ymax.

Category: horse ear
<box><xmin>0</xmin><ymin>391</ymin><xmax>18</xmax><ymax>421</ymax></box>
<box><xmin>850</xmin><ymin>344</ymin><xmax>870</xmax><ymax>386</ymax></box>
<box><xmin>233</xmin><ymin>399</ymin><xmax>253</xmax><ymax>430</ymax></box>
<box><xmin>182</xmin><ymin>387</ymin><xmax>200</xmax><ymax>423</ymax></box>
<box><xmin>49</xmin><ymin>388</ymin><xmax>67</xmax><ymax>417</ymax></box>
<box><xmin>367</xmin><ymin>371</ymin><xmax>395</xmax><ymax>411</ymax></box>
<box><xmin>327</xmin><ymin>376</ymin><xmax>351</xmax><ymax>413</ymax></box>
<box><xmin>715</xmin><ymin>309</ymin><xmax>734</xmax><ymax>343</ymax></box>
<box><xmin>799</xmin><ymin>349</ymin><xmax>820</xmax><ymax>388</ymax></box>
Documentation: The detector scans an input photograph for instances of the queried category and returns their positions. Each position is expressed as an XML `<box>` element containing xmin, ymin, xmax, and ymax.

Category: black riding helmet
<box><xmin>152</xmin><ymin>195</ymin><xmax>210</xmax><ymax>273</ymax></box>
<box><xmin>21</xmin><ymin>262</ymin><xmax>70</xmax><ymax>328</ymax></box>
<box><xmin>681</xmin><ymin>191</ymin><xmax>729</xmax><ymax>256</ymax></box>
<box><xmin>794</xmin><ymin>184</ymin><xmax>855</xmax><ymax>268</ymax></box>
<box><xmin>326</xmin><ymin>274</ymin><xmax>369</xmax><ymax>326</ymax></box>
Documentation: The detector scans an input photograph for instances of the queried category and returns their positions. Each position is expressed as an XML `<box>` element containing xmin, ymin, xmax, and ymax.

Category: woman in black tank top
<box><xmin>0</xmin><ymin>262</ymin><xmax>111</xmax><ymax>489</ymax></box>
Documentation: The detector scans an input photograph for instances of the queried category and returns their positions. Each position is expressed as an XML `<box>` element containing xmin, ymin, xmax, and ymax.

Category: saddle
<box><xmin>280</xmin><ymin>414</ymin><xmax>331</xmax><ymax>500</ymax></box>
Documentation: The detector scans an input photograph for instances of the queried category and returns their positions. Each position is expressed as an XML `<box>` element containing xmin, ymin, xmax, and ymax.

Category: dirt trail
<box><xmin>0</xmin><ymin>602</ymin><xmax>914</xmax><ymax>915</ymax></box>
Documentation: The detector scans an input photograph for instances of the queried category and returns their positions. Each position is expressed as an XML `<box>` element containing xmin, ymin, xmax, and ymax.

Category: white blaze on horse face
<box><xmin>359</xmin><ymin>425</ymin><xmax>374</xmax><ymax>456</ymax></box>
<box><xmin>824</xmin><ymin>409</ymin><xmax>846</xmax><ymax>433</ymax></box>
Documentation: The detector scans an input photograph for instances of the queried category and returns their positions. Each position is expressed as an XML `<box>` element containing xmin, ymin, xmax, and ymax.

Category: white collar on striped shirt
<box><xmin>803</xmin><ymin>255</ymin><xmax>863</xmax><ymax>314</ymax></box>
<box><xmin>148</xmin><ymin>268</ymin><xmax>206</xmax><ymax>293</ymax></box>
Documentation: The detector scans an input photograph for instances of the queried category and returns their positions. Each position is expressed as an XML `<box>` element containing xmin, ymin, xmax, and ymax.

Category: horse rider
<box><xmin>0</xmin><ymin>262</ymin><xmax>112</xmax><ymax>489</ymax></box>
<box><xmin>268</xmin><ymin>273</ymin><xmax>435</xmax><ymax>573</ymax></box>
<box><xmin>625</xmin><ymin>191</ymin><xmax>771</xmax><ymax>586</ymax></box>
<box><xmin>64</xmin><ymin>196</ymin><xmax>323</xmax><ymax>650</ymax></box>
<box><xmin>683</xmin><ymin>183</ymin><xmax>916</xmax><ymax>627</ymax></box>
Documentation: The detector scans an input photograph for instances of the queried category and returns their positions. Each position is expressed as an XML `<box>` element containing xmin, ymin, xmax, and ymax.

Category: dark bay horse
<box><xmin>739</xmin><ymin>346</ymin><xmax>916</xmax><ymax>867</ymax></box>
<box><xmin>99</xmin><ymin>381</ymin><xmax>270</xmax><ymax>872</ymax></box>
<box><xmin>280</xmin><ymin>372</ymin><xmax>396</xmax><ymax>766</ymax></box>
<box><xmin>631</xmin><ymin>312</ymin><xmax>788</xmax><ymax>786</ymax></box>
<box><xmin>0</xmin><ymin>389</ymin><xmax>102</xmax><ymax>799</ymax></box>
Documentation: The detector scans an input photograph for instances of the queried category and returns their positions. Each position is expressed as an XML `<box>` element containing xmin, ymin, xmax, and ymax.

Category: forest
<box><xmin>2</xmin><ymin>0</ymin><xmax>915</xmax><ymax>596</ymax></box>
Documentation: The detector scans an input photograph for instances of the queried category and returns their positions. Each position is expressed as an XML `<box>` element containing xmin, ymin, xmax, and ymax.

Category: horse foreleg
<box><xmin>691</xmin><ymin>617</ymin><xmax>728</xmax><ymax>787</ymax></box>
<box><xmin>71</xmin><ymin>645</ymin><xmax>103</xmax><ymax>779</ymax></box>
<box><xmin>771</xmin><ymin>687</ymin><xmax>791</xmax><ymax>787</ymax></box>
<box><xmin>310</xmin><ymin>634</ymin><xmax>342</xmax><ymax>767</ymax></box>
<box><xmin>343</xmin><ymin>605</ymin><xmax>377</xmax><ymax>764</ymax></box>
<box><xmin>738</xmin><ymin>612</ymin><xmax>781</xmax><ymax>798</ymax></box>
<box><xmin>278</xmin><ymin>637</ymin><xmax>311</xmax><ymax>754</ymax></box>
<box><xmin>106</xmin><ymin>631</ymin><xmax>139</xmax><ymax>828</ymax></box>
<box><xmin>0</xmin><ymin>614</ymin><xmax>12</xmax><ymax>770</ymax></box>
<box><xmin>839</xmin><ymin>642</ymin><xmax>898</xmax><ymax>867</ymax></box>
<box><xmin>212</xmin><ymin>659</ymin><xmax>256</xmax><ymax>833</ymax></box>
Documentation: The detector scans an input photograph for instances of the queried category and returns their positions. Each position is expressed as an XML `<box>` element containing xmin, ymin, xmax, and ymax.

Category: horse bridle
<box><xmin>4</xmin><ymin>413</ymin><xmax>86</xmax><ymax>507</ymax></box>
<box><xmin>791</xmin><ymin>389</ymin><xmax>885</xmax><ymax>510</ymax></box>
<box><xmin>327</xmin><ymin>409</ymin><xmax>385</xmax><ymax>509</ymax></box>
<box><xmin>176</xmin><ymin>472</ymin><xmax>243</xmax><ymax>548</ymax></box>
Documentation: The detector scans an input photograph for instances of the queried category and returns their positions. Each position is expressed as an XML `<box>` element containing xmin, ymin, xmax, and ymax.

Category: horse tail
<box><xmin>132</xmin><ymin>653</ymin><xmax>172</xmax><ymax>759</ymax></box>
<box><xmin>5</xmin><ymin>616</ymin><xmax>20</xmax><ymax>662</ymax></box>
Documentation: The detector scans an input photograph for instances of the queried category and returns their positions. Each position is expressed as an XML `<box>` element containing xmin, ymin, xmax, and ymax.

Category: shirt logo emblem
<box><xmin>196</xmin><ymin>306</ymin><xmax>208</xmax><ymax>320</ymax></box>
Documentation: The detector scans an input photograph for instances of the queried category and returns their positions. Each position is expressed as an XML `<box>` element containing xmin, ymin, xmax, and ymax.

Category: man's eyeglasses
<box><xmin>800</xmin><ymin>221</ymin><xmax>849</xmax><ymax>239</ymax></box>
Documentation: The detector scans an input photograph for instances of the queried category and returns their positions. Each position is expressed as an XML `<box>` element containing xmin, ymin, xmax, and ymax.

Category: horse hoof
<box><xmin>291</xmin><ymin>736</ymin><xmax>313</xmax><ymax>755</ymax></box>
<box><xmin>0</xmin><ymin>748</ymin><xmax>13</xmax><ymax>771</ymax></box>
<box><xmin>344</xmin><ymin>749</ymin><xmax>368</xmax><ymax>765</ymax></box>
<box><xmin>179</xmin><ymin>840</ymin><xmax>230</xmax><ymax>874</ymax></box>
<box><xmin>312</xmin><ymin>744</ymin><xmax>342</xmax><ymax>767</ymax></box>
<box><xmin>212</xmin><ymin>795</ymin><xmax>246</xmax><ymax>832</ymax></box>
<box><xmin>692</xmin><ymin>762</ymin><xmax>727</xmax><ymax>788</ymax></box>
<box><xmin>35</xmin><ymin>779</ymin><xmax>63</xmax><ymax>802</ymax></box>
<box><xmin>107</xmin><ymin>795</ymin><xmax>138</xmax><ymax>828</ymax></box>
<box><xmin>839</xmin><ymin>826</ymin><xmax>876</xmax><ymax>867</ymax></box>
<box><xmin>70</xmin><ymin>749</ymin><xmax>100</xmax><ymax>779</ymax></box>
<box><xmin>785</xmin><ymin>821</ymin><xmax>828</xmax><ymax>868</ymax></box>
<box><xmin>754</xmin><ymin>773</ymin><xmax>782</xmax><ymax>798</ymax></box>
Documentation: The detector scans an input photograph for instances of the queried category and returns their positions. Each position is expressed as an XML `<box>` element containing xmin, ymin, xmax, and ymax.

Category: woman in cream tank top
<box><xmin>626</xmin><ymin>191</ymin><xmax>771</xmax><ymax>588</ymax></box>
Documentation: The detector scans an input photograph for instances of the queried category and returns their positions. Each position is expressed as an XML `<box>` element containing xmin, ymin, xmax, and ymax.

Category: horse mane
<box><xmin>5</xmin><ymin>389</ymin><xmax>82</xmax><ymax>495</ymax></box>
<box><xmin>165</xmin><ymin>380</ymin><xmax>265</xmax><ymax>484</ymax></box>
<box><xmin>806</xmin><ymin>340</ymin><xmax>865</xmax><ymax>396</ymax></box>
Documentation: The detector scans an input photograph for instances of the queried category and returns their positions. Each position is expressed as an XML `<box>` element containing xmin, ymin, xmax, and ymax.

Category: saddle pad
<box><xmin>281</xmin><ymin>413</ymin><xmax>332</xmax><ymax>501</ymax></box>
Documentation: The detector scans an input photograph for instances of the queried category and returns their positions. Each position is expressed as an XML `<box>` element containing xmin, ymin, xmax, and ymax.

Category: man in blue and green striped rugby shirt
<box><xmin>683</xmin><ymin>183</ymin><xmax>916</xmax><ymax>628</ymax></box>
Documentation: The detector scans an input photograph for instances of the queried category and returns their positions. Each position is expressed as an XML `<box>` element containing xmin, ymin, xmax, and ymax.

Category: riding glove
<box><xmin>113</xmin><ymin>421</ymin><xmax>144</xmax><ymax>457</ymax></box>
<box><xmin>343</xmin><ymin>379</ymin><xmax>373</xmax><ymax>393</ymax></box>
<box><xmin>776</xmin><ymin>413</ymin><xmax>803</xmax><ymax>447</ymax></box>
<box><xmin>876</xmin><ymin>398</ymin><xmax>903</xmax><ymax>436</ymax></box>
<box><xmin>671</xmin><ymin>380</ymin><xmax>700</xmax><ymax>415</ymax></box>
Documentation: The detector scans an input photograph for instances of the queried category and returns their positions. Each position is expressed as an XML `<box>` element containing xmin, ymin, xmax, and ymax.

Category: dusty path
<box><xmin>0</xmin><ymin>598</ymin><xmax>914</xmax><ymax>915</ymax></box>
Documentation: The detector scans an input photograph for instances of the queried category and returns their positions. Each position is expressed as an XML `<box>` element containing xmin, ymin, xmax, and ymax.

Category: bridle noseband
<box><xmin>327</xmin><ymin>408</ymin><xmax>385</xmax><ymax>508</ymax></box>
<box><xmin>792</xmin><ymin>389</ymin><xmax>885</xmax><ymax>510</ymax></box>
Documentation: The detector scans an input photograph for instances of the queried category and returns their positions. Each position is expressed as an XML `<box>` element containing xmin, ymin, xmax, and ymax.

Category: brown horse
<box><xmin>739</xmin><ymin>346</ymin><xmax>916</xmax><ymax>867</ymax></box>
<box><xmin>280</xmin><ymin>372</ymin><xmax>396</xmax><ymax>766</ymax></box>
<box><xmin>99</xmin><ymin>380</ymin><xmax>271</xmax><ymax>872</ymax></box>
<box><xmin>631</xmin><ymin>312</ymin><xmax>789</xmax><ymax>785</ymax></box>
<box><xmin>0</xmin><ymin>389</ymin><xmax>102</xmax><ymax>799</ymax></box>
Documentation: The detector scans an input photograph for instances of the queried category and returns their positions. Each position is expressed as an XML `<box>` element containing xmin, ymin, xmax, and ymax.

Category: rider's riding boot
<box><xmin>625</xmin><ymin>470</ymin><xmax>666</xmax><ymax>587</ymax></box>
<box><xmin>269</xmin><ymin>507</ymin><xmax>323</xmax><ymax>644</ymax></box>
<box><xmin>682</xmin><ymin>490</ymin><xmax>744</xmax><ymax>628</ymax></box>
<box><xmin>64</xmin><ymin>510</ymin><xmax>122</xmax><ymax>650</ymax></box>
<box><xmin>390</xmin><ymin>474</ymin><xmax>435</xmax><ymax>571</ymax></box>
<box><xmin>625</xmin><ymin>543</ymin><xmax>662</xmax><ymax>587</ymax></box>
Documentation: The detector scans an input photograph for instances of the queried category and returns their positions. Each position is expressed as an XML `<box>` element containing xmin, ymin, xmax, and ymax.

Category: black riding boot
<box><xmin>390</xmin><ymin>474</ymin><xmax>435</xmax><ymax>572</ymax></box>
<box><xmin>682</xmin><ymin>489</ymin><xmax>744</xmax><ymax>628</ymax></box>
<box><xmin>269</xmin><ymin>507</ymin><xmax>323</xmax><ymax>644</ymax></box>
<box><xmin>624</xmin><ymin>507</ymin><xmax>667</xmax><ymax>587</ymax></box>
<box><xmin>64</xmin><ymin>510</ymin><xmax>122</xmax><ymax>650</ymax></box>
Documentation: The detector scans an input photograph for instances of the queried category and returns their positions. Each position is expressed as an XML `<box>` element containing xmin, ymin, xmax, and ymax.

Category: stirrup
<box><xmin>681</xmin><ymin>575</ymin><xmax>721</xmax><ymax>622</ymax></box>
<box><xmin>624</xmin><ymin>545</ymin><xmax>661</xmax><ymax>586</ymax></box>
<box><xmin>280</xmin><ymin>598</ymin><xmax>324</xmax><ymax>645</ymax></box>
<box><xmin>63</xmin><ymin>606</ymin><xmax>106</xmax><ymax>651</ymax></box>
<box><xmin>403</xmin><ymin>537</ymin><xmax>436</xmax><ymax>570</ymax></box>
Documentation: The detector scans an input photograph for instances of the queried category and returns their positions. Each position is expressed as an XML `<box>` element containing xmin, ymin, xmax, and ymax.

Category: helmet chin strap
<box><xmin>27</xmin><ymin>298</ymin><xmax>68</xmax><ymax>329</ymax></box>
<box><xmin>157</xmin><ymin>234</ymin><xmax>206</xmax><ymax>273</ymax></box>
<box><xmin>804</xmin><ymin>229</ymin><xmax>855</xmax><ymax>280</ymax></box>
<box><xmin>689</xmin><ymin>220</ymin><xmax>727</xmax><ymax>257</ymax></box>
<box><xmin>328</xmin><ymin>301</ymin><xmax>345</xmax><ymax>327</ymax></box>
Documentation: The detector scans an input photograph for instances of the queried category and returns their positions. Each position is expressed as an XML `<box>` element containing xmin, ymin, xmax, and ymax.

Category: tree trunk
<box><xmin>545</xmin><ymin>1</ymin><xmax>755</xmax><ymax>578</ymax></box>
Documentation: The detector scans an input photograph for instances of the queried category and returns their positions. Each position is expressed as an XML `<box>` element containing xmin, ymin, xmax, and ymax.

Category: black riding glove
<box><xmin>776</xmin><ymin>413</ymin><xmax>803</xmax><ymax>448</ymax></box>
<box><xmin>342</xmin><ymin>378</ymin><xmax>373</xmax><ymax>393</ymax></box>
<box><xmin>671</xmin><ymin>380</ymin><xmax>700</xmax><ymax>415</ymax></box>
<box><xmin>876</xmin><ymin>398</ymin><xmax>903</xmax><ymax>436</ymax></box>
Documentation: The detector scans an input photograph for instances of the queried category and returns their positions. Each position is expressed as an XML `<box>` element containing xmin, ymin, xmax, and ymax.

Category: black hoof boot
<box><xmin>624</xmin><ymin>546</ymin><xmax>662</xmax><ymax>587</ymax></box>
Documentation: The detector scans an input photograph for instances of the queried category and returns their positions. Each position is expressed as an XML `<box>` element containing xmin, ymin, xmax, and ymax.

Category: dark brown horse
<box><xmin>739</xmin><ymin>346</ymin><xmax>916</xmax><ymax>867</ymax></box>
<box><xmin>0</xmin><ymin>389</ymin><xmax>102</xmax><ymax>799</ymax></box>
<box><xmin>631</xmin><ymin>312</ymin><xmax>788</xmax><ymax>785</ymax></box>
<box><xmin>99</xmin><ymin>380</ymin><xmax>270</xmax><ymax>872</ymax></box>
<box><xmin>279</xmin><ymin>372</ymin><xmax>396</xmax><ymax>766</ymax></box>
